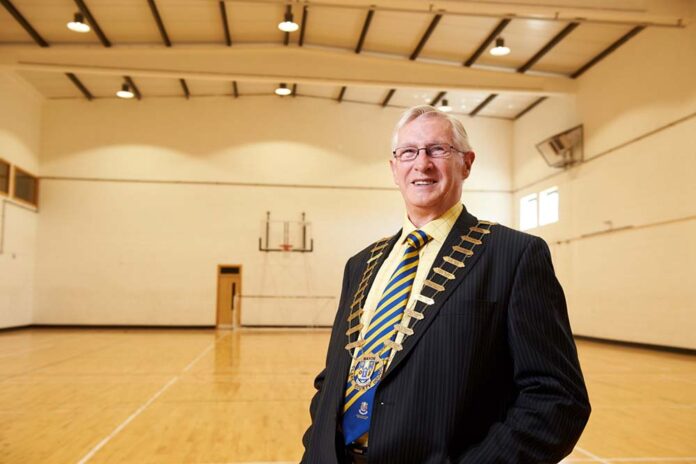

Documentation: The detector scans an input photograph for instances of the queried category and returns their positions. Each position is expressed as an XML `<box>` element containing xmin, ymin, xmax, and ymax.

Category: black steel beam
<box><xmin>0</xmin><ymin>0</ymin><xmax>49</xmax><ymax>47</ymax></box>
<box><xmin>74</xmin><ymin>0</ymin><xmax>111</xmax><ymax>47</ymax></box>
<box><xmin>283</xmin><ymin>4</ymin><xmax>291</xmax><ymax>46</ymax></box>
<box><xmin>337</xmin><ymin>86</ymin><xmax>346</xmax><ymax>102</ymax></box>
<box><xmin>65</xmin><ymin>73</ymin><xmax>93</xmax><ymax>100</ymax></box>
<box><xmin>219</xmin><ymin>1</ymin><xmax>231</xmax><ymax>46</ymax></box>
<box><xmin>517</xmin><ymin>22</ymin><xmax>579</xmax><ymax>73</ymax></box>
<box><xmin>469</xmin><ymin>94</ymin><xmax>497</xmax><ymax>116</ymax></box>
<box><xmin>430</xmin><ymin>91</ymin><xmax>446</xmax><ymax>106</ymax></box>
<box><xmin>292</xmin><ymin>83</ymin><xmax>297</xmax><ymax>97</ymax></box>
<box><xmin>571</xmin><ymin>26</ymin><xmax>645</xmax><ymax>79</ymax></box>
<box><xmin>381</xmin><ymin>88</ymin><xmax>396</xmax><ymax>107</ymax></box>
<box><xmin>124</xmin><ymin>76</ymin><xmax>142</xmax><ymax>100</ymax></box>
<box><xmin>464</xmin><ymin>18</ymin><xmax>510</xmax><ymax>67</ymax></box>
<box><xmin>232</xmin><ymin>81</ymin><xmax>239</xmax><ymax>98</ymax></box>
<box><xmin>355</xmin><ymin>9</ymin><xmax>374</xmax><ymax>54</ymax></box>
<box><xmin>298</xmin><ymin>5</ymin><xmax>308</xmax><ymax>46</ymax></box>
<box><xmin>147</xmin><ymin>0</ymin><xmax>172</xmax><ymax>47</ymax></box>
<box><xmin>514</xmin><ymin>96</ymin><xmax>547</xmax><ymax>120</ymax></box>
<box><xmin>180</xmin><ymin>79</ymin><xmax>190</xmax><ymax>99</ymax></box>
<box><xmin>410</xmin><ymin>13</ymin><xmax>442</xmax><ymax>61</ymax></box>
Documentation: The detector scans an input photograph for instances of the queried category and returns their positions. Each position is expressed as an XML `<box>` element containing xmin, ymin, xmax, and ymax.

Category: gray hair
<box><xmin>391</xmin><ymin>105</ymin><xmax>473</xmax><ymax>153</ymax></box>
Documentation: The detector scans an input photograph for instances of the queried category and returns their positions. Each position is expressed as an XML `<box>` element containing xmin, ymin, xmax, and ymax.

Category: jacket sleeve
<box><xmin>301</xmin><ymin>258</ymin><xmax>353</xmax><ymax>461</ymax></box>
<box><xmin>456</xmin><ymin>237</ymin><xmax>591</xmax><ymax>463</ymax></box>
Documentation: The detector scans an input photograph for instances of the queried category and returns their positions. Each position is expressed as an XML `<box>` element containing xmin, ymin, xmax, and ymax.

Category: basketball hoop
<box><xmin>279</xmin><ymin>243</ymin><xmax>293</xmax><ymax>252</ymax></box>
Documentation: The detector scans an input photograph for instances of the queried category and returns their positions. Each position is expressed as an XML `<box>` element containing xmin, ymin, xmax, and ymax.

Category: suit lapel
<box><xmin>381</xmin><ymin>208</ymin><xmax>489</xmax><ymax>381</ymax></box>
<box><xmin>334</xmin><ymin>232</ymin><xmax>401</xmax><ymax>400</ymax></box>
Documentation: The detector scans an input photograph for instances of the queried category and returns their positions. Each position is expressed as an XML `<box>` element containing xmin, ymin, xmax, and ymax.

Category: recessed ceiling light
<box><xmin>490</xmin><ymin>37</ymin><xmax>510</xmax><ymax>56</ymax></box>
<box><xmin>275</xmin><ymin>83</ymin><xmax>292</xmax><ymax>96</ymax></box>
<box><xmin>278</xmin><ymin>7</ymin><xmax>299</xmax><ymax>32</ymax></box>
<box><xmin>67</xmin><ymin>12</ymin><xmax>90</xmax><ymax>33</ymax></box>
<box><xmin>116</xmin><ymin>83</ymin><xmax>135</xmax><ymax>99</ymax></box>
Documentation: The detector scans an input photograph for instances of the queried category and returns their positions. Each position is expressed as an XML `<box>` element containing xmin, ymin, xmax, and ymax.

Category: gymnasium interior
<box><xmin>0</xmin><ymin>0</ymin><xmax>694</xmax><ymax>462</ymax></box>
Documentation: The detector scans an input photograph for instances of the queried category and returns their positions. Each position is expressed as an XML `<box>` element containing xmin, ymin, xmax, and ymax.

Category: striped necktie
<box><xmin>342</xmin><ymin>229</ymin><xmax>431</xmax><ymax>445</ymax></box>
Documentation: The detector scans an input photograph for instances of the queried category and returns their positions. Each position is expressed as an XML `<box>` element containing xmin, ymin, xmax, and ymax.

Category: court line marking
<box><xmin>605</xmin><ymin>459</ymin><xmax>696</xmax><ymax>462</ymax></box>
<box><xmin>76</xmin><ymin>339</ymin><xmax>219</xmax><ymax>464</ymax></box>
<box><xmin>76</xmin><ymin>376</ymin><xmax>179</xmax><ymax>464</ymax></box>
<box><xmin>575</xmin><ymin>447</ymin><xmax>612</xmax><ymax>464</ymax></box>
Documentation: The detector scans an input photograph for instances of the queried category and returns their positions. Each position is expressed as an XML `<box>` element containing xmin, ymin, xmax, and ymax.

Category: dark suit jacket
<box><xmin>302</xmin><ymin>207</ymin><xmax>590</xmax><ymax>464</ymax></box>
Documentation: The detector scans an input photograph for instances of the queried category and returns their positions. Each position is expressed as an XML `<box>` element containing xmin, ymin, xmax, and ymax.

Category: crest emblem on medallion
<box><xmin>352</xmin><ymin>354</ymin><xmax>384</xmax><ymax>390</ymax></box>
<box><xmin>358</xmin><ymin>401</ymin><xmax>369</xmax><ymax>416</ymax></box>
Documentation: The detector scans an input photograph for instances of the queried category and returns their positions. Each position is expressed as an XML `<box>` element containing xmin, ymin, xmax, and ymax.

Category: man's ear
<box><xmin>390</xmin><ymin>158</ymin><xmax>399</xmax><ymax>186</ymax></box>
<box><xmin>462</xmin><ymin>151</ymin><xmax>475</xmax><ymax>178</ymax></box>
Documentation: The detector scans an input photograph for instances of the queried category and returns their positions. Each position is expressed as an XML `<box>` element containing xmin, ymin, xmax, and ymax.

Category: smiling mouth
<box><xmin>412</xmin><ymin>180</ymin><xmax>436</xmax><ymax>185</ymax></box>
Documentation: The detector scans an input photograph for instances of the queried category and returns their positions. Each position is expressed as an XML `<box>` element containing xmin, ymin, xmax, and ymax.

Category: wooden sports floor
<box><xmin>0</xmin><ymin>328</ymin><xmax>694</xmax><ymax>464</ymax></box>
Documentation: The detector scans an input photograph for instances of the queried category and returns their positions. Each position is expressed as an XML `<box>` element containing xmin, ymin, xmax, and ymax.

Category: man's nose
<box><xmin>413</xmin><ymin>149</ymin><xmax>433</xmax><ymax>169</ymax></box>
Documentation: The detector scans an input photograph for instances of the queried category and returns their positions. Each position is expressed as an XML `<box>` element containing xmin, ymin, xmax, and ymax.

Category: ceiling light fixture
<box><xmin>67</xmin><ymin>12</ymin><xmax>90</xmax><ymax>33</ymax></box>
<box><xmin>275</xmin><ymin>83</ymin><xmax>292</xmax><ymax>96</ymax></box>
<box><xmin>278</xmin><ymin>6</ymin><xmax>299</xmax><ymax>32</ymax></box>
<box><xmin>438</xmin><ymin>99</ymin><xmax>452</xmax><ymax>112</ymax></box>
<box><xmin>490</xmin><ymin>37</ymin><xmax>510</xmax><ymax>56</ymax></box>
<box><xmin>116</xmin><ymin>83</ymin><xmax>135</xmax><ymax>99</ymax></box>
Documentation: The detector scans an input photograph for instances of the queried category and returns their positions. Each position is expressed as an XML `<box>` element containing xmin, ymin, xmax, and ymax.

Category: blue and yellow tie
<box><xmin>342</xmin><ymin>229</ymin><xmax>431</xmax><ymax>444</ymax></box>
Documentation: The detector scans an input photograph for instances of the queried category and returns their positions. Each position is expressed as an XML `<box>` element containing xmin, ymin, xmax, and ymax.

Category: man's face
<box><xmin>390</xmin><ymin>115</ymin><xmax>475</xmax><ymax>222</ymax></box>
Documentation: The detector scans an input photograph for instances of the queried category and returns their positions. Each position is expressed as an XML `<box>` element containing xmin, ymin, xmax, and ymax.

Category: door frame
<box><xmin>216</xmin><ymin>264</ymin><xmax>242</xmax><ymax>328</ymax></box>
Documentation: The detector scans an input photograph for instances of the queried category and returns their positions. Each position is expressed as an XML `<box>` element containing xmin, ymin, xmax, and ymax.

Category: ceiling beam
<box><xmin>382</xmin><ymin>88</ymin><xmax>396</xmax><ymax>107</ymax></box>
<box><xmin>337</xmin><ymin>86</ymin><xmax>346</xmax><ymax>102</ymax></box>
<box><xmin>147</xmin><ymin>0</ymin><xmax>172</xmax><ymax>47</ymax></box>
<box><xmin>354</xmin><ymin>9</ymin><xmax>374</xmax><ymax>54</ymax></box>
<box><xmin>232</xmin><ymin>80</ymin><xmax>239</xmax><ymax>97</ymax></box>
<box><xmin>298</xmin><ymin>5</ymin><xmax>308</xmax><ymax>46</ymax></box>
<box><xmin>464</xmin><ymin>19</ymin><xmax>510</xmax><ymax>67</ymax></box>
<box><xmin>124</xmin><ymin>75</ymin><xmax>142</xmax><ymax>100</ymax></box>
<box><xmin>409</xmin><ymin>13</ymin><xmax>442</xmax><ymax>61</ymax></box>
<box><xmin>570</xmin><ymin>26</ymin><xmax>645</xmax><ymax>79</ymax></box>
<box><xmin>470</xmin><ymin>94</ymin><xmax>497</xmax><ymax>116</ymax></box>
<box><xmin>283</xmin><ymin>5</ymin><xmax>291</xmax><ymax>46</ymax></box>
<box><xmin>237</xmin><ymin>0</ymin><xmax>685</xmax><ymax>28</ymax></box>
<box><xmin>219</xmin><ymin>1</ymin><xmax>232</xmax><ymax>46</ymax></box>
<box><xmin>0</xmin><ymin>0</ymin><xmax>49</xmax><ymax>47</ymax></box>
<box><xmin>517</xmin><ymin>22</ymin><xmax>579</xmax><ymax>73</ymax></box>
<box><xmin>65</xmin><ymin>72</ymin><xmax>93</xmax><ymax>100</ymax></box>
<box><xmin>179</xmin><ymin>78</ymin><xmax>190</xmax><ymax>99</ymax></box>
<box><xmin>292</xmin><ymin>83</ymin><xmax>297</xmax><ymax>96</ymax></box>
<box><xmin>429</xmin><ymin>91</ymin><xmax>446</xmax><ymax>106</ymax></box>
<box><xmin>2</xmin><ymin>46</ymin><xmax>576</xmax><ymax>95</ymax></box>
<box><xmin>74</xmin><ymin>0</ymin><xmax>111</xmax><ymax>47</ymax></box>
<box><xmin>514</xmin><ymin>96</ymin><xmax>547</xmax><ymax>120</ymax></box>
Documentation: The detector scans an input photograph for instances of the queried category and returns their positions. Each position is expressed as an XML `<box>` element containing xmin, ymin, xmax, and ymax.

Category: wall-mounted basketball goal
<box><xmin>258</xmin><ymin>211</ymin><xmax>314</xmax><ymax>253</ymax></box>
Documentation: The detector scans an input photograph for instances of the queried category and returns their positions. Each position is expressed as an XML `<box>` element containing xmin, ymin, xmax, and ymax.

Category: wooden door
<box><xmin>217</xmin><ymin>266</ymin><xmax>241</xmax><ymax>328</ymax></box>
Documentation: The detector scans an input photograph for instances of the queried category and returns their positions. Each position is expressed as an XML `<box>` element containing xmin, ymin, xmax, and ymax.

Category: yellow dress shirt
<box><xmin>353</xmin><ymin>202</ymin><xmax>462</xmax><ymax>369</ymax></box>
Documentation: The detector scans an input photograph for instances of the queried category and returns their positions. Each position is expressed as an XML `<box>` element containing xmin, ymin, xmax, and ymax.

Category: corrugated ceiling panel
<box><xmin>419</xmin><ymin>15</ymin><xmax>500</xmax><ymax>63</ymax></box>
<box><xmin>362</xmin><ymin>10</ymin><xmax>434</xmax><ymax>58</ymax></box>
<box><xmin>475</xmin><ymin>19</ymin><xmax>568</xmax><ymax>70</ymax></box>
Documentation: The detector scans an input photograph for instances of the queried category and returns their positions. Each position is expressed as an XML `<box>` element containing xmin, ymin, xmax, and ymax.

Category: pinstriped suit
<box><xmin>301</xmin><ymin>207</ymin><xmax>590</xmax><ymax>464</ymax></box>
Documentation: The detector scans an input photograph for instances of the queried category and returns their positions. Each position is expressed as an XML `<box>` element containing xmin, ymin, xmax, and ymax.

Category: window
<box><xmin>13</xmin><ymin>167</ymin><xmax>38</xmax><ymax>207</ymax></box>
<box><xmin>539</xmin><ymin>187</ymin><xmax>559</xmax><ymax>225</ymax></box>
<box><xmin>0</xmin><ymin>159</ymin><xmax>9</xmax><ymax>196</ymax></box>
<box><xmin>519</xmin><ymin>186</ymin><xmax>559</xmax><ymax>231</ymax></box>
<box><xmin>519</xmin><ymin>193</ymin><xmax>538</xmax><ymax>231</ymax></box>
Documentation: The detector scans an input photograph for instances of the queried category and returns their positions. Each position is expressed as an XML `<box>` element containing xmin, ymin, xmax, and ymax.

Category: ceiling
<box><xmin>0</xmin><ymin>0</ymin><xmax>690</xmax><ymax>119</ymax></box>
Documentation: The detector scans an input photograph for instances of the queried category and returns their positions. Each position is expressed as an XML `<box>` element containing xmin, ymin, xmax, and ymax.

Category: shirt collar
<box><xmin>400</xmin><ymin>203</ymin><xmax>463</xmax><ymax>245</ymax></box>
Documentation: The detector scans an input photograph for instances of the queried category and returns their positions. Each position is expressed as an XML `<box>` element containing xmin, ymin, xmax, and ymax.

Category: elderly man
<box><xmin>301</xmin><ymin>105</ymin><xmax>590</xmax><ymax>464</ymax></box>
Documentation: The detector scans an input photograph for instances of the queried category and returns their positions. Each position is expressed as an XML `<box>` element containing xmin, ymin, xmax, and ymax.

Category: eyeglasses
<box><xmin>392</xmin><ymin>143</ymin><xmax>463</xmax><ymax>161</ymax></box>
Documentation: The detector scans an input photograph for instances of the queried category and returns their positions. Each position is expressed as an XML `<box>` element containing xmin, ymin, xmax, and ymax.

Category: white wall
<box><xmin>36</xmin><ymin>96</ymin><xmax>512</xmax><ymax>326</ymax></box>
<box><xmin>0</xmin><ymin>72</ymin><xmax>42</xmax><ymax>329</ymax></box>
<box><xmin>512</xmin><ymin>21</ymin><xmax>696</xmax><ymax>349</ymax></box>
